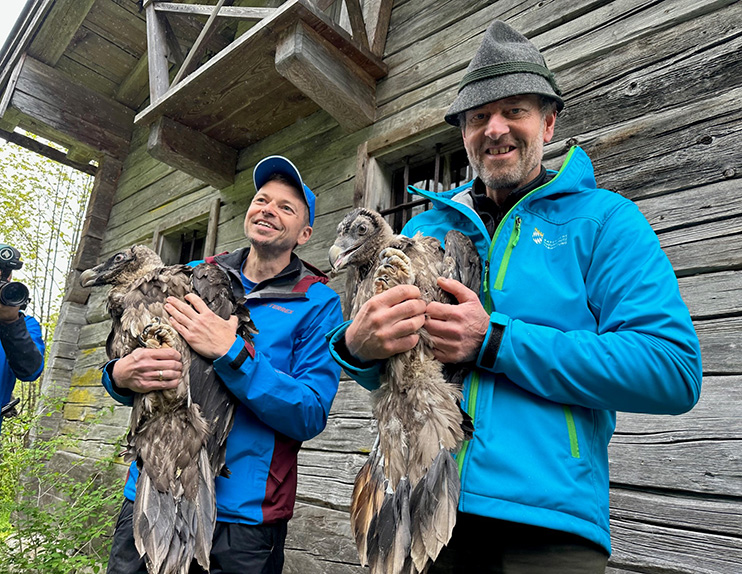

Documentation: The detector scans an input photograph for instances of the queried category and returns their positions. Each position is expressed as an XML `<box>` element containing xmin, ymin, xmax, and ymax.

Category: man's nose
<box><xmin>484</xmin><ymin>113</ymin><xmax>509</xmax><ymax>140</ymax></box>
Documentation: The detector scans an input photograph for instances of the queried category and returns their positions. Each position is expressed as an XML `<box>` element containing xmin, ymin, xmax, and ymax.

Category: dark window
<box><xmin>382</xmin><ymin>145</ymin><xmax>471</xmax><ymax>233</ymax></box>
<box><xmin>158</xmin><ymin>221</ymin><xmax>208</xmax><ymax>265</ymax></box>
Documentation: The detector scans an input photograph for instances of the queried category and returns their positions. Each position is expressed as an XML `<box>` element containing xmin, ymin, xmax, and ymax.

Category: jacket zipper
<box><xmin>458</xmin><ymin>218</ymin><xmax>521</xmax><ymax>477</ymax></box>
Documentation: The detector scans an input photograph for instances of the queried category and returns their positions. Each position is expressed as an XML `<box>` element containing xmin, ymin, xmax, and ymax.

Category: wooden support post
<box><xmin>171</xmin><ymin>0</ymin><xmax>229</xmax><ymax>86</ymax></box>
<box><xmin>344</xmin><ymin>0</ymin><xmax>369</xmax><ymax>51</ymax></box>
<box><xmin>363</xmin><ymin>0</ymin><xmax>393</xmax><ymax>56</ymax></box>
<box><xmin>147</xmin><ymin>116</ymin><xmax>237</xmax><ymax>189</ymax></box>
<box><xmin>275</xmin><ymin>20</ymin><xmax>375</xmax><ymax>132</ymax></box>
<box><xmin>145</xmin><ymin>0</ymin><xmax>171</xmax><ymax>103</ymax></box>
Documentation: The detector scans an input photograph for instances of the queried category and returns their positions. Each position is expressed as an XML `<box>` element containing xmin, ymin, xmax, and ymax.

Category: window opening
<box><xmin>381</xmin><ymin>145</ymin><xmax>471</xmax><ymax>233</ymax></box>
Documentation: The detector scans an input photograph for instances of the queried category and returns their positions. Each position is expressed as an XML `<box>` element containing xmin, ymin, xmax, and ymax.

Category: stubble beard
<box><xmin>467</xmin><ymin>127</ymin><xmax>545</xmax><ymax>197</ymax></box>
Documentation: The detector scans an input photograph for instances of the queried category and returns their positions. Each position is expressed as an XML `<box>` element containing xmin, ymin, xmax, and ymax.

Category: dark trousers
<box><xmin>107</xmin><ymin>499</ymin><xmax>287</xmax><ymax>574</ymax></box>
<box><xmin>428</xmin><ymin>513</ymin><xmax>609</xmax><ymax>574</ymax></box>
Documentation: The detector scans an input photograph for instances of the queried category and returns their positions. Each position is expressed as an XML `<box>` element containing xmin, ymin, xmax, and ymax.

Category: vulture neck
<box><xmin>241</xmin><ymin>247</ymin><xmax>292</xmax><ymax>283</ymax></box>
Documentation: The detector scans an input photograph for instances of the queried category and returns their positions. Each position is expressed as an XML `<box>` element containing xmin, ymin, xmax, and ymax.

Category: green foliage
<box><xmin>0</xmin><ymin>138</ymin><xmax>93</xmax><ymax>342</ymax></box>
<box><xmin>0</xmin><ymin>401</ymin><xmax>120</xmax><ymax>573</ymax></box>
<box><xmin>0</xmin><ymin>136</ymin><xmax>93</xmax><ymax>422</ymax></box>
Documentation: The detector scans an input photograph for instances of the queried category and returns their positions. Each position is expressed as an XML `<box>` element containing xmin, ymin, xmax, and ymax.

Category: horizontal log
<box><xmin>147</xmin><ymin>116</ymin><xmax>237</xmax><ymax>189</ymax></box>
<box><xmin>608</xmin><ymin>518</ymin><xmax>742</xmax><ymax>574</ymax></box>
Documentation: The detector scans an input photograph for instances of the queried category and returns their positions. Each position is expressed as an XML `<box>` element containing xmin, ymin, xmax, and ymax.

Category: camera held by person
<box><xmin>0</xmin><ymin>244</ymin><xmax>30</xmax><ymax>309</ymax></box>
<box><xmin>0</xmin><ymin>244</ymin><xmax>44</xmax><ymax>428</ymax></box>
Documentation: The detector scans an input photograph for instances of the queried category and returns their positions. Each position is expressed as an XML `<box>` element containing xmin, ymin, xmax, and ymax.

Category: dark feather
<box><xmin>329</xmin><ymin>209</ymin><xmax>481</xmax><ymax>574</ymax></box>
<box><xmin>81</xmin><ymin>245</ymin><xmax>256</xmax><ymax>574</ymax></box>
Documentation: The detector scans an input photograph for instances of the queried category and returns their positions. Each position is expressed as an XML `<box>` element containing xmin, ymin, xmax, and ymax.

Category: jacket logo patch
<box><xmin>265</xmin><ymin>303</ymin><xmax>294</xmax><ymax>314</ymax></box>
<box><xmin>532</xmin><ymin>227</ymin><xmax>567</xmax><ymax>249</ymax></box>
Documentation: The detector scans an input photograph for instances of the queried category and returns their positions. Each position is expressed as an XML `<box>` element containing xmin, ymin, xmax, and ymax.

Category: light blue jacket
<box><xmin>328</xmin><ymin>146</ymin><xmax>702</xmax><ymax>552</ymax></box>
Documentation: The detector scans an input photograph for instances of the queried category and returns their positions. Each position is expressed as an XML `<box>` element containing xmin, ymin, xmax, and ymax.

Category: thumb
<box><xmin>437</xmin><ymin>277</ymin><xmax>478</xmax><ymax>304</ymax></box>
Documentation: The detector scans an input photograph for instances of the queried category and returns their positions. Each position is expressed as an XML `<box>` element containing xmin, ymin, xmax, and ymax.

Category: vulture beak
<box><xmin>80</xmin><ymin>267</ymin><xmax>101</xmax><ymax>288</ymax></box>
<box><xmin>328</xmin><ymin>244</ymin><xmax>344</xmax><ymax>273</ymax></box>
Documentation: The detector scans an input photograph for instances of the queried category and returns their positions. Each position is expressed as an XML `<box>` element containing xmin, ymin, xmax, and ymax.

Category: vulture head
<box><xmin>329</xmin><ymin>208</ymin><xmax>393</xmax><ymax>275</ymax></box>
<box><xmin>80</xmin><ymin>245</ymin><xmax>163</xmax><ymax>288</ymax></box>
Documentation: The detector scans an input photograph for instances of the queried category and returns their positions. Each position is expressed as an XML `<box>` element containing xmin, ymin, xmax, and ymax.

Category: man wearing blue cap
<box><xmin>328</xmin><ymin>20</ymin><xmax>701</xmax><ymax>574</ymax></box>
<box><xmin>104</xmin><ymin>156</ymin><xmax>342</xmax><ymax>574</ymax></box>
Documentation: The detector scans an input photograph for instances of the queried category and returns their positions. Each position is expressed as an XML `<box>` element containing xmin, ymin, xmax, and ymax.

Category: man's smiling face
<box><xmin>462</xmin><ymin>94</ymin><xmax>556</xmax><ymax>204</ymax></box>
<box><xmin>244</xmin><ymin>179</ymin><xmax>312</xmax><ymax>254</ymax></box>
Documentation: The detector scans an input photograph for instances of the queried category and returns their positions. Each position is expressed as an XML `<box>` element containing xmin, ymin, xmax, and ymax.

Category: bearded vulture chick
<box><xmin>329</xmin><ymin>208</ymin><xmax>481</xmax><ymax>574</ymax></box>
<box><xmin>80</xmin><ymin>245</ymin><xmax>256</xmax><ymax>574</ymax></box>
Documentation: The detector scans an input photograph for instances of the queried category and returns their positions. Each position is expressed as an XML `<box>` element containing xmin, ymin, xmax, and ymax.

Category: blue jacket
<box><xmin>328</xmin><ymin>146</ymin><xmax>702</xmax><ymax>552</ymax></box>
<box><xmin>103</xmin><ymin>248</ymin><xmax>343</xmax><ymax>525</ymax></box>
<box><xmin>0</xmin><ymin>313</ymin><xmax>45</xmax><ymax>431</ymax></box>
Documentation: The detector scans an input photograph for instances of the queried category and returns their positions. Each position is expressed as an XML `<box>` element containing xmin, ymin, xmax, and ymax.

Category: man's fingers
<box><xmin>437</xmin><ymin>277</ymin><xmax>478</xmax><ymax>303</ymax></box>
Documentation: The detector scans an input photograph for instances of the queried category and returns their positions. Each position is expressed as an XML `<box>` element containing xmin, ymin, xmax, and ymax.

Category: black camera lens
<box><xmin>0</xmin><ymin>281</ymin><xmax>29</xmax><ymax>307</ymax></box>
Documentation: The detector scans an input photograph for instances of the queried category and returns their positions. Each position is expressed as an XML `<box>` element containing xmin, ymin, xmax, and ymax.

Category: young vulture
<box><xmin>329</xmin><ymin>208</ymin><xmax>481</xmax><ymax>574</ymax></box>
<box><xmin>80</xmin><ymin>245</ymin><xmax>256</xmax><ymax>574</ymax></box>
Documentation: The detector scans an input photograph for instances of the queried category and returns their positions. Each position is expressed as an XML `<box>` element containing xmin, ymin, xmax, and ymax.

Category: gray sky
<box><xmin>0</xmin><ymin>0</ymin><xmax>27</xmax><ymax>48</ymax></box>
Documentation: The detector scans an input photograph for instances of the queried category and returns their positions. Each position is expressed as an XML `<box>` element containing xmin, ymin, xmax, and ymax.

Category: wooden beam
<box><xmin>9</xmin><ymin>56</ymin><xmax>134</xmax><ymax>159</ymax></box>
<box><xmin>276</xmin><ymin>20</ymin><xmax>375</xmax><ymax>132</ymax></box>
<box><xmin>0</xmin><ymin>127</ymin><xmax>98</xmax><ymax>176</ymax></box>
<box><xmin>27</xmin><ymin>0</ymin><xmax>96</xmax><ymax>67</ymax></box>
<box><xmin>344</xmin><ymin>0</ymin><xmax>369</xmax><ymax>51</ymax></box>
<box><xmin>154</xmin><ymin>3</ymin><xmax>275</xmax><ymax>21</ymax></box>
<box><xmin>171</xmin><ymin>0</ymin><xmax>230</xmax><ymax>86</ymax></box>
<box><xmin>363</xmin><ymin>0</ymin><xmax>394</xmax><ymax>56</ymax></box>
<box><xmin>147</xmin><ymin>116</ymin><xmax>237</xmax><ymax>189</ymax></box>
<box><xmin>115</xmin><ymin>52</ymin><xmax>149</xmax><ymax>109</ymax></box>
<box><xmin>145</xmin><ymin>0</ymin><xmax>171</xmax><ymax>103</ymax></box>
<box><xmin>314</xmin><ymin>0</ymin><xmax>337</xmax><ymax>11</ymax></box>
<box><xmin>0</xmin><ymin>54</ymin><xmax>26</xmax><ymax>119</ymax></box>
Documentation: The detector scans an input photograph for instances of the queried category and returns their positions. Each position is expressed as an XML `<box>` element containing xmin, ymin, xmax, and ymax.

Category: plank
<box><xmin>155</xmin><ymin>3</ymin><xmax>275</xmax><ymax>20</ymax></box>
<box><xmin>147</xmin><ymin>116</ymin><xmax>237</xmax><ymax>189</ymax></box>
<box><xmin>27</xmin><ymin>0</ymin><xmax>97</xmax><ymax>66</ymax></box>
<box><xmin>276</xmin><ymin>20</ymin><xmax>375</xmax><ymax>132</ymax></box>
<box><xmin>608</xmin><ymin>519</ymin><xmax>742</xmax><ymax>574</ymax></box>
<box><xmin>678</xmin><ymin>272</ymin><xmax>742</xmax><ymax>319</ymax></box>
<box><xmin>284</xmin><ymin>503</ymin><xmax>363</xmax><ymax>573</ymax></box>
<box><xmin>362</xmin><ymin>0</ymin><xmax>393</xmax><ymax>56</ymax></box>
<box><xmin>171</xmin><ymin>0</ymin><xmax>229</xmax><ymax>86</ymax></box>
<box><xmin>661</xmin><ymin>224</ymin><xmax>742</xmax><ymax>277</ymax></box>
<box><xmin>609</xmin><ymin>488</ymin><xmax>742</xmax><ymax>539</ymax></box>
<box><xmin>694</xmin><ymin>317</ymin><xmax>742</xmax><ymax>374</ymax></box>
<box><xmin>11</xmin><ymin>56</ymin><xmax>134</xmax><ymax>159</ymax></box>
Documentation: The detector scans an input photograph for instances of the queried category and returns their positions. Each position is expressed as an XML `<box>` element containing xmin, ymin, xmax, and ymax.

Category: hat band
<box><xmin>458</xmin><ymin>61</ymin><xmax>562</xmax><ymax>96</ymax></box>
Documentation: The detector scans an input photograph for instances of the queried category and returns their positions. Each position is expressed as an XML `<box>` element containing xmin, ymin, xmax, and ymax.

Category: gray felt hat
<box><xmin>445</xmin><ymin>20</ymin><xmax>564</xmax><ymax>126</ymax></box>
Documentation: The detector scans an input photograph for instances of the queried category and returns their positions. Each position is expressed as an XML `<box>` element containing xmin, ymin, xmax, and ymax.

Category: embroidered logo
<box><xmin>532</xmin><ymin>227</ymin><xmax>567</xmax><ymax>249</ymax></box>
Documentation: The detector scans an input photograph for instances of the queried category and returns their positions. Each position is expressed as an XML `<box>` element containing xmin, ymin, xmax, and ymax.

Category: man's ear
<box><xmin>296</xmin><ymin>225</ymin><xmax>313</xmax><ymax>247</ymax></box>
<box><xmin>543</xmin><ymin>110</ymin><xmax>557</xmax><ymax>143</ymax></box>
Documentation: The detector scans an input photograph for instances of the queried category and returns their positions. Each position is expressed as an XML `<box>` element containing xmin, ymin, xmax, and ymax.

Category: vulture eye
<box><xmin>357</xmin><ymin>224</ymin><xmax>368</xmax><ymax>235</ymax></box>
<box><xmin>114</xmin><ymin>254</ymin><xmax>126</xmax><ymax>263</ymax></box>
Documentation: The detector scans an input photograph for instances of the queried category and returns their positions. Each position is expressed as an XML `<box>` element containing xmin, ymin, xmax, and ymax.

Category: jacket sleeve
<box><xmin>479</xmin><ymin>201</ymin><xmax>702</xmax><ymax>415</ymax></box>
<box><xmin>101</xmin><ymin>360</ymin><xmax>135</xmax><ymax>406</ymax></box>
<box><xmin>0</xmin><ymin>314</ymin><xmax>45</xmax><ymax>382</ymax></box>
<box><xmin>214</xmin><ymin>294</ymin><xmax>344</xmax><ymax>442</ymax></box>
<box><xmin>326</xmin><ymin>321</ymin><xmax>383</xmax><ymax>391</ymax></box>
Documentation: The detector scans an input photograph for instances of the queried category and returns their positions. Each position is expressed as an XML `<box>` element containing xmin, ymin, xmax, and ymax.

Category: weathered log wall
<box><xmin>47</xmin><ymin>1</ymin><xmax>741</xmax><ymax>573</ymax></box>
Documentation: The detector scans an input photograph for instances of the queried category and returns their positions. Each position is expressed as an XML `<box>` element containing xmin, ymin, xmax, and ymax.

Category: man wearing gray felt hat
<box><xmin>330</xmin><ymin>17</ymin><xmax>701</xmax><ymax>574</ymax></box>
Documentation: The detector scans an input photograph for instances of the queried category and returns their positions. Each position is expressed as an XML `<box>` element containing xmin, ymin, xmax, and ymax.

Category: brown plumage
<box><xmin>80</xmin><ymin>245</ymin><xmax>256</xmax><ymax>574</ymax></box>
<box><xmin>329</xmin><ymin>208</ymin><xmax>480</xmax><ymax>574</ymax></box>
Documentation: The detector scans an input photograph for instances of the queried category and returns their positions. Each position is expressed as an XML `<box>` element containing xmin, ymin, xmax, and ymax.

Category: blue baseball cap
<box><xmin>253</xmin><ymin>155</ymin><xmax>316</xmax><ymax>226</ymax></box>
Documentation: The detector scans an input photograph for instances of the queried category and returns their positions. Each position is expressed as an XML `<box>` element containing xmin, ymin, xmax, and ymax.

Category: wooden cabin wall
<box><xmin>57</xmin><ymin>1</ymin><xmax>740</xmax><ymax>573</ymax></box>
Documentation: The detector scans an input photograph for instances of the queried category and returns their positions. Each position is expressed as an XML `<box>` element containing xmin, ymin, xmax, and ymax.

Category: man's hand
<box><xmin>345</xmin><ymin>285</ymin><xmax>427</xmax><ymax>362</ymax></box>
<box><xmin>425</xmin><ymin>277</ymin><xmax>489</xmax><ymax>364</ymax></box>
<box><xmin>0</xmin><ymin>303</ymin><xmax>20</xmax><ymax>323</ymax></box>
<box><xmin>165</xmin><ymin>294</ymin><xmax>238</xmax><ymax>359</ymax></box>
<box><xmin>112</xmin><ymin>347</ymin><xmax>182</xmax><ymax>392</ymax></box>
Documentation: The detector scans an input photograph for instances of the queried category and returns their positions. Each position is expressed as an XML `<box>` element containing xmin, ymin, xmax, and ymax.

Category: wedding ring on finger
<box><xmin>158</xmin><ymin>370</ymin><xmax>164</xmax><ymax>382</ymax></box>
